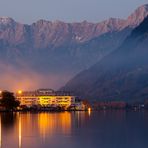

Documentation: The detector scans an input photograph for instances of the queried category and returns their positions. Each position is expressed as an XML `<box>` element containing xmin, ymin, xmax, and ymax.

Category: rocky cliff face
<box><xmin>0</xmin><ymin>18</ymin><xmax>126</xmax><ymax>48</ymax></box>
<box><xmin>126</xmin><ymin>4</ymin><xmax>148</xmax><ymax>27</ymax></box>
<box><xmin>0</xmin><ymin>4</ymin><xmax>148</xmax><ymax>51</ymax></box>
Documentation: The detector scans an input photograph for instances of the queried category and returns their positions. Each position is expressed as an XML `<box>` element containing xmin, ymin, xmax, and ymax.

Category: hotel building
<box><xmin>16</xmin><ymin>89</ymin><xmax>79</xmax><ymax>109</ymax></box>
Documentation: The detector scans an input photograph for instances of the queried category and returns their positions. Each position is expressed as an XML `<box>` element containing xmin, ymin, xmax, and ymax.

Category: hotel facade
<box><xmin>16</xmin><ymin>89</ymin><xmax>83</xmax><ymax>109</ymax></box>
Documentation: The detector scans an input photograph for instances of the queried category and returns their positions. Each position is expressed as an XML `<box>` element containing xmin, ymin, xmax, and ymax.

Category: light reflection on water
<box><xmin>0</xmin><ymin>111</ymin><xmax>148</xmax><ymax>148</ymax></box>
<box><xmin>0</xmin><ymin>112</ymin><xmax>82</xmax><ymax>148</ymax></box>
<box><xmin>37</xmin><ymin>112</ymin><xmax>72</xmax><ymax>138</ymax></box>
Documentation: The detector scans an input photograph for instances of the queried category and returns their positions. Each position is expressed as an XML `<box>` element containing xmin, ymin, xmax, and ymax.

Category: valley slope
<box><xmin>62</xmin><ymin>16</ymin><xmax>148</xmax><ymax>102</ymax></box>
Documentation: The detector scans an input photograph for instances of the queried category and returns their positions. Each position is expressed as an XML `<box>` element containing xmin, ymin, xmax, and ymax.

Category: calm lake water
<box><xmin>0</xmin><ymin>111</ymin><xmax>148</xmax><ymax>148</ymax></box>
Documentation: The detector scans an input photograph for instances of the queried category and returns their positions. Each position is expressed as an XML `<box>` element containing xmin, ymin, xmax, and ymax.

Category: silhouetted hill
<box><xmin>62</xmin><ymin>16</ymin><xmax>148</xmax><ymax>102</ymax></box>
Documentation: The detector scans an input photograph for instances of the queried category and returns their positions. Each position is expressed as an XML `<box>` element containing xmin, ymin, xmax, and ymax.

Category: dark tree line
<box><xmin>0</xmin><ymin>91</ymin><xmax>20</xmax><ymax>111</ymax></box>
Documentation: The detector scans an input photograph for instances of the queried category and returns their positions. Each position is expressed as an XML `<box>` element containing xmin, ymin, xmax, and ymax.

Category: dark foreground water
<box><xmin>0</xmin><ymin>111</ymin><xmax>148</xmax><ymax>148</ymax></box>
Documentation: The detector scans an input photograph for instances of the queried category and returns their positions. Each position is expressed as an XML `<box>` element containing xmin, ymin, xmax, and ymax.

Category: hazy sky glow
<box><xmin>0</xmin><ymin>0</ymin><xmax>147</xmax><ymax>24</ymax></box>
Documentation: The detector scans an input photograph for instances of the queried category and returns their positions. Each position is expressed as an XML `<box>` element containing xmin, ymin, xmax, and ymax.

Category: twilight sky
<box><xmin>0</xmin><ymin>0</ymin><xmax>147</xmax><ymax>24</ymax></box>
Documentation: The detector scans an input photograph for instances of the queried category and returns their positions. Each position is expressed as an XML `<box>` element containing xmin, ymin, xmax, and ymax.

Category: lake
<box><xmin>0</xmin><ymin>111</ymin><xmax>148</xmax><ymax>148</ymax></box>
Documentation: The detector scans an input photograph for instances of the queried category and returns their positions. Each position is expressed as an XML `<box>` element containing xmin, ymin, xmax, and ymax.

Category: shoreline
<box><xmin>0</xmin><ymin>108</ymin><xmax>147</xmax><ymax>113</ymax></box>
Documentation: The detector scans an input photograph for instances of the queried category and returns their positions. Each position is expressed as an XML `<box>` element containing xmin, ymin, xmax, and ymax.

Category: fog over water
<box><xmin>0</xmin><ymin>63</ymin><xmax>72</xmax><ymax>91</ymax></box>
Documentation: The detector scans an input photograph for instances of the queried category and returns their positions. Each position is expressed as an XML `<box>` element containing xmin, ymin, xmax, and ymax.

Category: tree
<box><xmin>0</xmin><ymin>91</ymin><xmax>20</xmax><ymax>111</ymax></box>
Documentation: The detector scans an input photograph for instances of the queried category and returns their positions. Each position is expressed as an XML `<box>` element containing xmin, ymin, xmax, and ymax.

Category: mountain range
<box><xmin>0</xmin><ymin>4</ymin><xmax>148</xmax><ymax>90</ymax></box>
<box><xmin>62</xmin><ymin>14</ymin><xmax>148</xmax><ymax>102</ymax></box>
